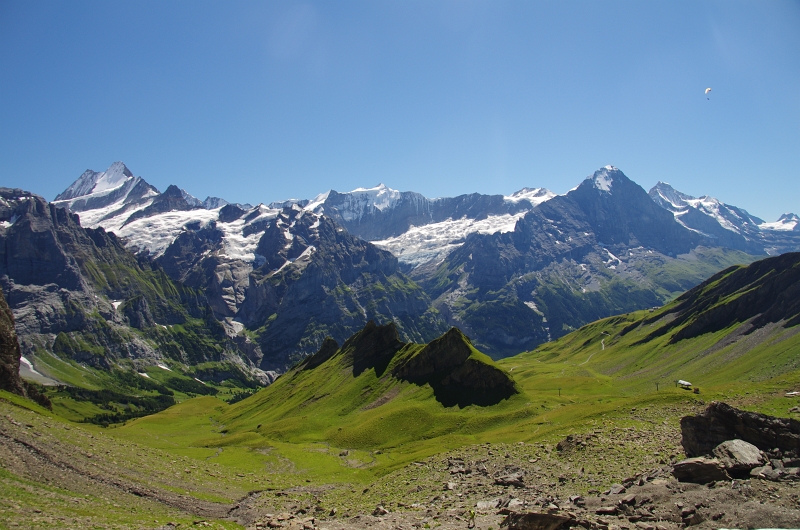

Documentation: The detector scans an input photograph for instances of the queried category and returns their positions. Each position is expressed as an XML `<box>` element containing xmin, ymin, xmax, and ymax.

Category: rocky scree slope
<box><xmin>0</xmin><ymin>187</ymin><xmax>269</xmax><ymax>384</ymax></box>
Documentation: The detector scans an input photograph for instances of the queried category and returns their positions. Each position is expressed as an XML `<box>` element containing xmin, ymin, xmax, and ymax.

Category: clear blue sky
<box><xmin>1</xmin><ymin>1</ymin><xmax>798</xmax><ymax>221</ymax></box>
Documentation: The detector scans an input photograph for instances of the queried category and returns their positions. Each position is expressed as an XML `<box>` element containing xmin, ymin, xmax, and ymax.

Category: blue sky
<box><xmin>1</xmin><ymin>1</ymin><xmax>798</xmax><ymax>221</ymax></box>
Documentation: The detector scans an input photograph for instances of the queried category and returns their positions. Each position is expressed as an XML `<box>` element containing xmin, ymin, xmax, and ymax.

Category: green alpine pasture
<box><xmin>5</xmin><ymin>253</ymin><xmax>799</xmax><ymax>528</ymax></box>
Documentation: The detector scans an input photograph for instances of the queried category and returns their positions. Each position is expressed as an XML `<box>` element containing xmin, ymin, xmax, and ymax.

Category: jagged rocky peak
<box><xmin>393</xmin><ymin>326</ymin><xmax>519</xmax><ymax>407</ymax></box>
<box><xmin>299</xmin><ymin>336</ymin><xmax>340</xmax><ymax>371</ymax></box>
<box><xmin>649</xmin><ymin>181</ymin><xmax>696</xmax><ymax>210</ymax></box>
<box><xmin>586</xmin><ymin>165</ymin><xmax>623</xmax><ymax>193</ymax></box>
<box><xmin>394</xmin><ymin>327</ymin><xmax>475</xmax><ymax>380</ymax></box>
<box><xmin>55</xmin><ymin>161</ymin><xmax>134</xmax><ymax>201</ymax></box>
<box><xmin>342</xmin><ymin>320</ymin><xmax>405</xmax><ymax>369</ymax></box>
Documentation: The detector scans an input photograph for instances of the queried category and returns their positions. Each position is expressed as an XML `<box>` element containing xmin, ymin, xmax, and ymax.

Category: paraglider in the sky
<box><xmin>705</xmin><ymin>87</ymin><xmax>712</xmax><ymax>100</ymax></box>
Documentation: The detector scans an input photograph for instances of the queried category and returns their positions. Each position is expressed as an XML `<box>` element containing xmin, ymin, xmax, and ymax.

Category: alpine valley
<box><xmin>2</xmin><ymin>162</ymin><xmax>799</xmax><ymax>385</ymax></box>
<box><xmin>2</xmin><ymin>162</ymin><xmax>800</xmax><ymax>529</ymax></box>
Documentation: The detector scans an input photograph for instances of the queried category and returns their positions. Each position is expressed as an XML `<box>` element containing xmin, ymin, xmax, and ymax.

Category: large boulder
<box><xmin>713</xmin><ymin>439</ymin><xmax>767</xmax><ymax>477</ymax></box>
<box><xmin>680</xmin><ymin>402</ymin><xmax>800</xmax><ymax>457</ymax></box>
<box><xmin>672</xmin><ymin>457</ymin><xmax>730</xmax><ymax>484</ymax></box>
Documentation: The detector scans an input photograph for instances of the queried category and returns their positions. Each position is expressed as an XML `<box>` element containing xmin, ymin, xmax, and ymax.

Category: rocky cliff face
<box><xmin>243</xmin><ymin>210</ymin><xmax>448</xmax><ymax>371</ymax></box>
<box><xmin>0</xmin><ymin>287</ymin><xmax>24</xmax><ymax>396</ymax></box>
<box><xmin>681</xmin><ymin>402</ymin><xmax>800</xmax><ymax>457</ymax></box>
<box><xmin>0</xmin><ymin>188</ymin><xmax>268</xmax><ymax>384</ymax></box>
<box><xmin>393</xmin><ymin>327</ymin><xmax>518</xmax><ymax>407</ymax></box>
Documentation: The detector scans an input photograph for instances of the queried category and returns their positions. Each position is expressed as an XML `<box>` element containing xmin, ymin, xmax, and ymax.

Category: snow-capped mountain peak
<box><xmin>760</xmin><ymin>213</ymin><xmax>799</xmax><ymax>231</ymax></box>
<box><xmin>302</xmin><ymin>191</ymin><xmax>331</xmax><ymax>213</ymax></box>
<box><xmin>318</xmin><ymin>183</ymin><xmax>403</xmax><ymax>222</ymax></box>
<box><xmin>55</xmin><ymin>161</ymin><xmax>134</xmax><ymax>201</ymax></box>
<box><xmin>504</xmin><ymin>187</ymin><xmax>555</xmax><ymax>206</ymax></box>
<box><xmin>649</xmin><ymin>182</ymin><xmax>695</xmax><ymax>210</ymax></box>
<box><xmin>180</xmin><ymin>189</ymin><xmax>203</xmax><ymax>208</ymax></box>
<box><xmin>346</xmin><ymin>183</ymin><xmax>401</xmax><ymax>212</ymax></box>
<box><xmin>588</xmin><ymin>165</ymin><xmax>620</xmax><ymax>193</ymax></box>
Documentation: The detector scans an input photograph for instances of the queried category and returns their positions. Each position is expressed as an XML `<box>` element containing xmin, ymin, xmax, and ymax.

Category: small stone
<box><xmin>620</xmin><ymin>494</ymin><xmax>637</xmax><ymax>506</ymax></box>
<box><xmin>608</xmin><ymin>483</ymin><xmax>626</xmax><ymax>495</ymax></box>
<box><xmin>596</xmin><ymin>506</ymin><xmax>618</xmax><ymax>515</ymax></box>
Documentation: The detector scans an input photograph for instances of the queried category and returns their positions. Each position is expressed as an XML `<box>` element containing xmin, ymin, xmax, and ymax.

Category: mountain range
<box><xmin>3</xmin><ymin>162</ymin><xmax>798</xmax><ymax>383</ymax></box>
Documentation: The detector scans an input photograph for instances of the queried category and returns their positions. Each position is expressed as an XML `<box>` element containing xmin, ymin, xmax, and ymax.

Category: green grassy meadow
<box><xmin>5</xmin><ymin>256</ymin><xmax>800</xmax><ymax>527</ymax></box>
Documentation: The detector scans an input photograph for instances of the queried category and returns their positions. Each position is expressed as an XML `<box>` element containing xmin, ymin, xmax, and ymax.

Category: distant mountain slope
<box><xmin>524</xmin><ymin>252</ymin><xmax>800</xmax><ymax>388</ymax></box>
<box><xmin>49</xmin><ymin>162</ymin><xmax>798</xmax><ymax>365</ymax></box>
<box><xmin>0</xmin><ymin>187</ymin><xmax>270</xmax><ymax>385</ymax></box>
<box><xmin>413</xmin><ymin>167</ymin><xmax>759</xmax><ymax>357</ymax></box>
<box><xmin>649</xmin><ymin>182</ymin><xmax>800</xmax><ymax>255</ymax></box>
<box><xmin>640</xmin><ymin>251</ymin><xmax>800</xmax><ymax>343</ymax></box>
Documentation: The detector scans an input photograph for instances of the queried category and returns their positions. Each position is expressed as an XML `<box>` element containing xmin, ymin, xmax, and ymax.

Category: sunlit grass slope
<box><xmin>111</xmin><ymin>253</ymin><xmax>800</xmax><ymax>488</ymax></box>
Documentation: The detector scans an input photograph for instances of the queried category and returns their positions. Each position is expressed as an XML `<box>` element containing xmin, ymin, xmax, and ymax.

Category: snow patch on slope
<box><xmin>373</xmin><ymin>213</ymin><xmax>526</xmax><ymax>266</ymax></box>
<box><xmin>761</xmin><ymin>213</ymin><xmax>799</xmax><ymax>231</ymax></box>
<box><xmin>590</xmin><ymin>165</ymin><xmax>617</xmax><ymax>192</ymax></box>
<box><xmin>504</xmin><ymin>187</ymin><xmax>555</xmax><ymax>206</ymax></box>
<box><xmin>102</xmin><ymin>208</ymin><xmax>220</xmax><ymax>257</ymax></box>
<box><xmin>218</xmin><ymin>205</ymin><xmax>280</xmax><ymax>261</ymax></box>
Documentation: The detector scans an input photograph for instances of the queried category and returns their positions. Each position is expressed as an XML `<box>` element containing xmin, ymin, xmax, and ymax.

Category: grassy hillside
<box><xmin>3</xmin><ymin>253</ymin><xmax>800</xmax><ymax>528</ymax></box>
<box><xmin>117</xmin><ymin>253</ymin><xmax>800</xmax><ymax>467</ymax></box>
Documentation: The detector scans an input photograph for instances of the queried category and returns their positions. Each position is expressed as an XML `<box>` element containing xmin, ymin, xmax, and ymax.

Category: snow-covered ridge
<box><xmin>325</xmin><ymin>183</ymin><xmax>403</xmax><ymax>222</ymax></box>
<box><xmin>504</xmin><ymin>187</ymin><xmax>555</xmax><ymax>205</ymax></box>
<box><xmin>56</xmin><ymin>163</ymin><xmax>558</xmax><ymax>267</ymax></box>
<box><xmin>761</xmin><ymin>213</ymin><xmax>799</xmax><ymax>231</ymax></box>
<box><xmin>649</xmin><ymin>181</ymin><xmax>764</xmax><ymax>236</ymax></box>
<box><xmin>373</xmin><ymin>213</ymin><xmax>527</xmax><ymax>266</ymax></box>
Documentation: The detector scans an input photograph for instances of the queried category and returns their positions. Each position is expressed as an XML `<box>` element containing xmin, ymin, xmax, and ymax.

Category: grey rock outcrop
<box><xmin>0</xmin><ymin>286</ymin><xmax>24</xmax><ymax>396</ymax></box>
<box><xmin>713</xmin><ymin>439</ymin><xmax>766</xmax><ymax>477</ymax></box>
<box><xmin>393</xmin><ymin>327</ymin><xmax>518</xmax><ymax>407</ymax></box>
<box><xmin>0</xmin><ymin>188</ymin><xmax>265</xmax><ymax>384</ymax></box>
<box><xmin>681</xmin><ymin>402</ymin><xmax>800</xmax><ymax>457</ymax></box>
<box><xmin>672</xmin><ymin>457</ymin><xmax>730</xmax><ymax>484</ymax></box>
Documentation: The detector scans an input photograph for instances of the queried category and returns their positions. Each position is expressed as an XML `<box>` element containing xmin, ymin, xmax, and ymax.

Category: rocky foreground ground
<box><xmin>2</xmin><ymin>397</ymin><xmax>799</xmax><ymax>530</ymax></box>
